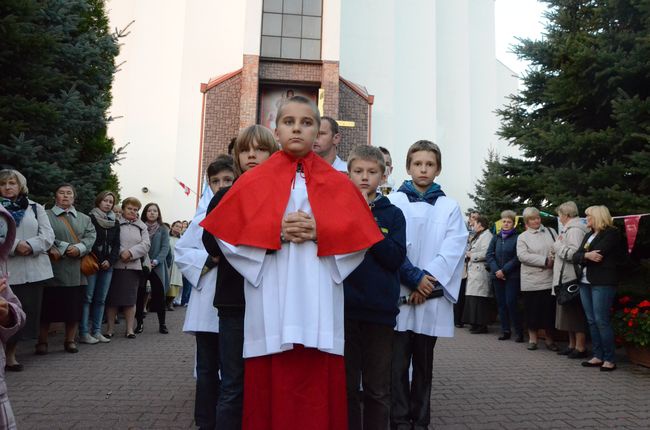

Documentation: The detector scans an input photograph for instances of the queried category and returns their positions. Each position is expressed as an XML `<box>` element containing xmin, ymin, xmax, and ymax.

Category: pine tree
<box><xmin>0</xmin><ymin>0</ymin><xmax>119</xmax><ymax>211</ymax></box>
<box><xmin>468</xmin><ymin>149</ymin><xmax>515</xmax><ymax>221</ymax></box>
<box><xmin>491</xmin><ymin>0</ymin><xmax>650</xmax><ymax>217</ymax></box>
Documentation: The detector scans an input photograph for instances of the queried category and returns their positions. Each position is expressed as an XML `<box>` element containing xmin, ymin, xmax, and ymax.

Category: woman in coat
<box><xmin>105</xmin><ymin>197</ymin><xmax>150</xmax><ymax>338</ymax></box>
<box><xmin>79</xmin><ymin>191</ymin><xmax>120</xmax><ymax>344</ymax></box>
<box><xmin>516</xmin><ymin>207</ymin><xmax>558</xmax><ymax>350</ymax></box>
<box><xmin>0</xmin><ymin>169</ymin><xmax>54</xmax><ymax>370</ymax></box>
<box><xmin>486</xmin><ymin>210</ymin><xmax>523</xmax><ymax>342</ymax></box>
<box><xmin>552</xmin><ymin>201</ymin><xmax>589</xmax><ymax>359</ymax></box>
<box><xmin>41</xmin><ymin>184</ymin><xmax>97</xmax><ymax>354</ymax></box>
<box><xmin>136</xmin><ymin>203</ymin><xmax>170</xmax><ymax>334</ymax></box>
<box><xmin>573</xmin><ymin>205</ymin><xmax>622</xmax><ymax>371</ymax></box>
<box><xmin>462</xmin><ymin>215</ymin><xmax>493</xmax><ymax>333</ymax></box>
<box><xmin>0</xmin><ymin>205</ymin><xmax>27</xmax><ymax>428</ymax></box>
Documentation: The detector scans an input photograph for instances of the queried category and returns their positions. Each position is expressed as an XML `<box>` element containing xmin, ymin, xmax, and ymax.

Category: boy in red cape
<box><xmin>201</xmin><ymin>96</ymin><xmax>383</xmax><ymax>430</ymax></box>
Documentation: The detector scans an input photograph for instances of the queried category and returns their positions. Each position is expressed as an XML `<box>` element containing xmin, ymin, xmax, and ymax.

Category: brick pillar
<box><xmin>240</xmin><ymin>55</ymin><xmax>260</xmax><ymax>128</ymax></box>
<box><xmin>321</xmin><ymin>60</ymin><xmax>339</xmax><ymax>118</ymax></box>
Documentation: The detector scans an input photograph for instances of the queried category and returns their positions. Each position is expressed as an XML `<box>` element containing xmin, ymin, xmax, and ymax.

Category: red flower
<box><xmin>628</xmin><ymin>320</ymin><xmax>634</xmax><ymax>327</ymax></box>
<box><xmin>638</xmin><ymin>300</ymin><xmax>650</xmax><ymax>308</ymax></box>
<box><xmin>624</xmin><ymin>308</ymin><xmax>630</xmax><ymax>314</ymax></box>
<box><xmin>619</xmin><ymin>296</ymin><xmax>632</xmax><ymax>305</ymax></box>
<box><xmin>631</xmin><ymin>308</ymin><xmax>639</xmax><ymax>316</ymax></box>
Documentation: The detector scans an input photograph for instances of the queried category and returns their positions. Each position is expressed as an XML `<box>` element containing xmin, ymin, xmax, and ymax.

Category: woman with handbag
<box><xmin>572</xmin><ymin>205</ymin><xmax>622</xmax><ymax>371</ymax></box>
<box><xmin>104</xmin><ymin>197</ymin><xmax>150</xmax><ymax>338</ymax></box>
<box><xmin>486</xmin><ymin>210</ymin><xmax>524</xmax><ymax>342</ymax></box>
<box><xmin>135</xmin><ymin>203</ymin><xmax>171</xmax><ymax>334</ymax></box>
<box><xmin>552</xmin><ymin>201</ymin><xmax>589</xmax><ymax>359</ymax></box>
<box><xmin>79</xmin><ymin>191</ymin><xmax>121</xmax><ymax>345</ymax></box>
<box><xmin>1</xmin><ymin>169</ymin><xmax>54</xmax><ymax>370</ymax></box>
<box><xmin>516</xmin><ymin>207</ymin><xmax>559</xmax><ymax>351</ymax></box>
<box><xmin>41</xmin><ymin>184</ymin><xmax>97</xmax><ymax>354</ymax></box>
<box><xmin>462</xmin><ymin>215</ymin><xmax>494</xmax><ymax>334</ymax></box>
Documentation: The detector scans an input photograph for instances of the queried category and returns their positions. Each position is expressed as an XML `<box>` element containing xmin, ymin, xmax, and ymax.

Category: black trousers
<box><xmin>454</xmin><ymin>278</ymin><xmax>467</xmax><ymax>325</ymax></box>
<box><xmin>135</xmin><ymin>271</ymin><xmax>165</xmax><ymax>326</ymax></box>
<box><xmin>344</xmin><ymin>319</ymin><xmax>394</xmax><ymax>430</ymax></box>
<box><xmin>195</xmin><ymin>332</ymin><xmax>221</xmax><ymax>430</ymax></box>
<box><xmin>390</xmin><ymin>330</ymin><xmax>437</xmax><ymax>430</ymax></box>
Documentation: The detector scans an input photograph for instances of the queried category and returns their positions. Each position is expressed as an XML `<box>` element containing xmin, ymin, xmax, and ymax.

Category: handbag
<box><xmin>59</xmin><ymin>214</ymin><xmax>99</xmax><ymax>276</ymax></box>
<box><xmin>555</xmin><ymin>249</ymin><xmax>580</xmax><ymax>306</ymax></box>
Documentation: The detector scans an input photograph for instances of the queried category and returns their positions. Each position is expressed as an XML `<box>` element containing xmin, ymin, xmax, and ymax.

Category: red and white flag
<box><xmin>624</xmin><ymin>215</ymin><xmax>641</xmax><ymax>254</ymax></box>
<box><xmin>175</xmin><ymin>178</ymin><xmax>191</xmax><ymax>196</ymax></box>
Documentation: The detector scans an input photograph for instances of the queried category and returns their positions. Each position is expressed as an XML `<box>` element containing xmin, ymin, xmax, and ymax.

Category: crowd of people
<box><xmin>0</xmin><ymin>95</ymin><xmax>626</xmax><ymax>430</ymax></box>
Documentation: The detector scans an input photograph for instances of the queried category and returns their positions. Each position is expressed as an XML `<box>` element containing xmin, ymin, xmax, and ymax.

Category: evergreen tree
<box><xmin>0</xmin><ymin>0</ymin><xmax>119</xmax><ymax>211</ymax></box>
<box><xmin>468</xmin><ymin>149</ymin><xmax>515</xmax><ymax>221</ymax></box>
<box><xmin>491</xmin><ymin>0</ymin><xmax>650</xmax><ymax>217</ymax></box>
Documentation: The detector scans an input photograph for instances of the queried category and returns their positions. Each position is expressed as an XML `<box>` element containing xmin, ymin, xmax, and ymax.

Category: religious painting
<box><xmin>258</xmin><ymin>85</ymin><xmax>318</xmax><ymax>130</ymax></box>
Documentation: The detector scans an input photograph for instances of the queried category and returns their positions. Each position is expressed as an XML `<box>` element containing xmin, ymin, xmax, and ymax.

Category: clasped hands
<box><xmin>281</xmin><ymin>210</ymin><xmax>317</xmax><ymax>244</ymax></box>
<box><xmin>14</xmin><ymin>240</ymin><xmax>33</xmax><ymax>256</ymax></box>
<box><xmin>409</xmin><ymin>274</ymin><xmax>438</xmax><ymax>305</ymax></box>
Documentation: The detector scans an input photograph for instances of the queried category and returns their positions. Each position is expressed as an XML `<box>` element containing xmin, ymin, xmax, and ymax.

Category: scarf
<box><xmin>146</xmin><ymin>221</ymin><xmax>160</xmax><ymax>239</ymax></box>
<box><xmin>89</xmin><ymin>207</ymin><xmax>116</xmax><ymax>229</ymax></box>
<box><xmin>500</xmin><ymin>228</ymin><xmax>515</xmax><ymax>239</ymax></box>
<box><xmin>1</xmin><ymin>195</ymin><xmax>29</xmax><ymax>227</ymax></box>
<box><xmin>200</xmin><ymin>150</ymin><xmax>383</xmax><ymax>256</ymax></box>
<box><xmin>397</xmin><ymin>180</ymin><xmax>446</xmax><ymax>206</ymax></box>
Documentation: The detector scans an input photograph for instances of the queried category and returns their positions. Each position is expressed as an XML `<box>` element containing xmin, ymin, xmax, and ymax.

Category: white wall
<box><xmin>107</xmin><ymin>0</ymin><xmax>245</xmax><ymax>221</ymax></box>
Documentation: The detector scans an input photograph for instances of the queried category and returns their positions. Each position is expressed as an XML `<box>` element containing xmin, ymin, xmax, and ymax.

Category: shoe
<box><xmin>80</xmin><ymin>333</ymin><xmax>99</xmax><ymax>344</ymax></box>
<box><xmin>64</xmin><ymin>342</ymin><xmax>79</xmax><ymax>353</ymax></box>
<box><xmin>471</xmin><ymin>327</ymin><xmax>488</xmax><ymax>334</ymax></box>
<box><xmin>455</xmin><ymin>323</ymin><xmax>464</xmax><ymax>328</ymax></box>
<box><xmin>581</xmin><ymin>360</ymin><xmax>603</xmax><ymax>367</ymax></box>
<box><xmin>93</xmin><ymin>333</ymin><xmax>111</xmax><ymax>343</ymax></box>
<box><xmin>568</xmin><ymin>349</ymin><xmax>589</xmax><ymax>359</ymax></box>
<box><xmin>167</xmin><ymin>305</ymin><xmax>175</xmax><ymax>311</ymax></box>
<box><xmin>600</xmin><ymin>364</ymin><xmax>617</xmax><ymax>372</ymax></box>
<box><xmin>135</xmin><ymin>321</ymin><xmax>144</xmax><ymax>334</ymax></box>
<box><xmin>557</xmin><ymin>347</ymin><xmax>574</xmax><ymax>356</ymax></box>
<box><xmin>103</xmin><ymin>333</ymin><xmax>113</xmax><ymax>339</ymax></box>
<box><xmin>35</xmin><ymin>342</ymin><xmax>48</xmax><ymax>355</ymax></box>
<box><xmin>546</xmin><ymin>343</ymin><xmax>559</xmax><ymax>352</ymax></box>
<box><xmin>5</xmin><ymin>363</ymin><xmax>24</xmax><ymax>372</ymax></box>
<box><xmin>527</xmin><ymin>343</ymin><xmax>538</xmax><ymax>350</ymax></box>
<box><xmin>515</xmin><ymin>334</ymin><xmax>525</xmax><ymax>343</ymax></box>
<box><xmin>159</xmin><ymin>325</ymin><xmax>169</xmax><ymax>334</ymax></box>
<box><xmin>498</xmin><ymin>332</ymin><xmax>511</xmax><ymax>341</ymax></box>
<box><xmin>125</xmin><ymin>333</ymin><xmax>136</xmax><ymax>339</ymax></box>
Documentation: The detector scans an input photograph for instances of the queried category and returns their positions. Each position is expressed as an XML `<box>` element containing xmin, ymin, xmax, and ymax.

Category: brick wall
<box><xmin>321</xmin><ymin>61</ymin><xmax>339</xmax><ymax>118</ymax></box>
<box><xmin>240</xmin><ymin>55</ymin><xmax>260</xmax><ymax>128</ymax></box>
<box><xmin>337</xmin><ymin>79</ymin><xmax>370</xmax><ymax>160</ymax></box>
<box><xmin>259</xmin><ymin>60</ymin><xmax>322</xmax><ymax>83</ymax></box>
<box><xmin>201</xmin><ymin>73</ymin><xmax>241</xmax><ymax>176</ymax></box>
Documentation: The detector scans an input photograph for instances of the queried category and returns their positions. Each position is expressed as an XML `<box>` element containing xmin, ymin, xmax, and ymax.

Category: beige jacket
<box><xmin>552</xmin><ymin>217</ymin><xmax>589</xmax><ymax>291</ymax></box>
<box><xmin>466</xmin><ymin>230</ymin><xmax>493</xmax><ymax>297</ymax></box>
<box><xmin>517</xmin><ymin>226</ymin><xmax>557</xmax><ymax>291</ymax></box>
<box><xmin>112</xmin><ymin>217</ymin><xmax>151</xmax><ymax>271</ymax></box>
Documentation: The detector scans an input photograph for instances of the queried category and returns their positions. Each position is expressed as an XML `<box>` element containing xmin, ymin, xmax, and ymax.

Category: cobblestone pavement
<box><xmin>6</xmin><ymin>310</ymin><xmax>650</xmax><ymax>429</ymax></box>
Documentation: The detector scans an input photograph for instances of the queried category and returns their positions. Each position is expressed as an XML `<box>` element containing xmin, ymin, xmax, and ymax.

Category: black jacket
<box><xmin>486</xmin><ymin>232</ymin><xmax>520</xmax><ymax>279</ymax></box>
<box><xmin>89</xmin><ymin>214</ymin><xmax>120</xmax><ymax>265</ymax></box>
<box><xmin>202</xmin><ymin>186</ymin><xmax>245</xmax><ymax>318</ymax></box>
<box><xmin>343</xmin><ymin>196</ymin><xmax>406</xmax><ymax>326</ymax></box>
<box><xmin>572</xmin><ymin>227</ymin><xmax>622</xmax><ymax>286</ymax></box>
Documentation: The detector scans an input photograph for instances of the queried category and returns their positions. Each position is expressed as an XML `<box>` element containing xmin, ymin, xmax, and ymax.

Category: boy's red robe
<box><xmin>200</xmin><ymin>150</ymin><xmax>383</xmax><ymax>256</ymax></box>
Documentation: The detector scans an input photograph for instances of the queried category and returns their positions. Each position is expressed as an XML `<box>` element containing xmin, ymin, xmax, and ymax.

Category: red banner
<box><xmin>624</xmin><ymin>215</ymin><xmax>641</xmax><ymax>254</ymax></box>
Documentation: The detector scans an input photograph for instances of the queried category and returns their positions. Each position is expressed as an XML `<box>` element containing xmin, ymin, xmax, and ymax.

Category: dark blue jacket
<box><xmin>344</xmin><ymin>195</ymin><xmax>406</xmax><ymax>326</ymax></box>
<box><xmin>486</xmin><ymin>232</ymin><xmax>520</xmax><ymax>279</ymax></box>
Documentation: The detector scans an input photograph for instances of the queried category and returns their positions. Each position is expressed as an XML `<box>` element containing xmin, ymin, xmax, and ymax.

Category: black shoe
<box><xmin>581</xmin><ymin>360</ymin><xmax>603</xmax><ymax>367</ymax></box>
<box><xmin>557</xmin><ymin>347</ymin><xmax>574</xmax><ymax>356</ymax></box>
<box><xmin>135</xmin><ymin>321</ymin><xmax>144</xmax><ymax>334</ymax></box>
<box><xmin>5</xmin><ymin>363</ymin><xmax>24</xmax><ymax>372</ymax></box>
<box><xmin>568</xmin><ymin>349</ymin><xmax>589</xmax><ymax>359</ymax></box>
<box><xmin>159</xmin><ymin>325</ymin><xmax>169</xmax><ymax>334</ymax></box>
<box><xmin>498</xmin><ymin>332</ymin><xmax>511</xmax><ymax>341</ymax></box>
<box><xmin>600</xmin><ymin>364</ymin><xmax>617</xmax><ymax>372</ymax></box>
<box><xmin>471</xmin><ymin>326</ymin><xmax>488</xmax><ymax>334</ymax></box>
<box><xmin>515</xmin><ymin>334</ymin><xmax>525</xmax><ymax>343</ymax></box>
<box><xmin>455</xmin><ymin>323</ymin><xmax>464</xmax><ymax>328</ymax></box>
<box><xmin>125</xmin><ymin>333</ymin><xmax>136</xmax><ymax>339</ymax></box>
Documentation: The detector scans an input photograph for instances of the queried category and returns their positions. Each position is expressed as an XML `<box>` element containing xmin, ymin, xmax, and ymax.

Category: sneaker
<box><xmin>93</xmin><ymin>333</ymin><xmax>111</xmax><ymax>343</ymax></box>
<box><xmin>79</xmin><ymin>333</ymin><xmax>99</xmax><ymax>344</ymax></box>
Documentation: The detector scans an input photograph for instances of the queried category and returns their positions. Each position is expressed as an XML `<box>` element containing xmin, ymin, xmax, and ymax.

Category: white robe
<box><xmin>388</xmin><ymin>192</ymin><xmax>468</xmax><ymax>337</ymax></box>
<box><xmin>332</xmin><ymin>155</ymin><xmax>348</xmax><ymax>172</ymax></box>
<box><xmin>218</xmin><ymin>173</ymin><xmax>365</xmax><ymax>358</ymax></box>
<box><xmin>174</xmin><ymin>187</ymin><xmax>220</xmax><ymax>335</ymax></box>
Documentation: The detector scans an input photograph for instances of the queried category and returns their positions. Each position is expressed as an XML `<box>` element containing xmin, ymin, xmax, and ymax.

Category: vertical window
<box><xmin>261</xmin><ymin>0</ymin><xmax>322</xmax><ymax>60</ymax></box>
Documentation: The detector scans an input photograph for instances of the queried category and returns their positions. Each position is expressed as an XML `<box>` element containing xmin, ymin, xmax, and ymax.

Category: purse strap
<box><xmin>58</xmin><ymin>214</ymin><xmax>81</xmax><ymax>244</ymax></box>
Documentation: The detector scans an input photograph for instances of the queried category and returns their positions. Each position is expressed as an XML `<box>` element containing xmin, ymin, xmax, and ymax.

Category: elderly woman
<box><xmin>41</xmin><ymin>184</ymin><xmax>96</xmax><ymax>354</ymax></box>
<box><xmin>79</xmin><ymin>191</ymin><xmax>121</xmax><ymax>345</ymax></box>
<box><xmin>552</xmin><ymin>201</ymin><xmax>589</xmax><ymax>359</ymax></box>
<box><xmin>486</xmin><ymin>210</ymin><xmax>524</xmax><ymax>342</ymax></box>
<box><xmin>0</xmin><ymin>169</ymin><xmax>54</xmax><ymax>370</ymax></box>
<box><xmin>135</xmin><ymin>203</ymin><xmax>170</xmax><ymax>334</ymax></box>
<box><xmin>105</xmin><ymin>197</ymin><xmax>150</xmax><ymax>338</ymax></box>
<box><xmin>517</xmin><ymin>207</ymin><xmax>559</xmax><ymax>350</ymax></box>
<box><xmin>573</xmin><ymin>205</ymin><xmax>622</xmax><ymax>371</ymax></box>
<box><xmin>1</xmin><ymin>205</ymin><xmax>27</xmax><ymax>427</ymax></box>
<box><xmin>462</xmin><ymin>215</ymin><xmax>494</xmax><ymax>334</ymax></box>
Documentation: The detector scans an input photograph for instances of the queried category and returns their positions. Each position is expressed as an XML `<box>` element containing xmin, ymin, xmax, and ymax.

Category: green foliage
<box><xmin>485</xmin><ymin>0</ymin><xmax>650</xmax><ymax>217</ymax></box>
<box><xmin>0</xmin><ymin>0</ymin><xmax>120</xmax><ymax>211</ymax></box>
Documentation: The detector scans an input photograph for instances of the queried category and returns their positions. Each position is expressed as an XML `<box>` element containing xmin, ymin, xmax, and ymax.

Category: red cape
<box><xmin>200</xmin><ymin>150</ymin><xmax>383</xmax><ymax>256</ymax></box>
